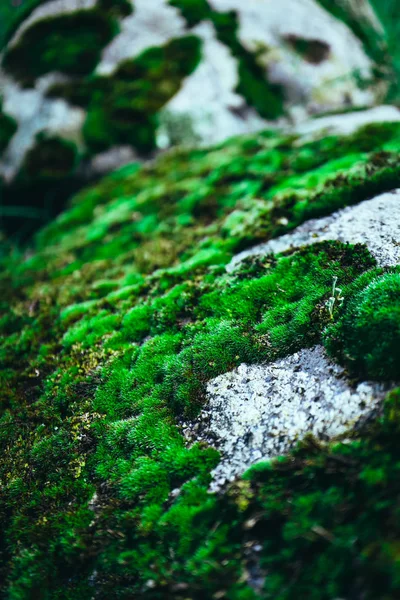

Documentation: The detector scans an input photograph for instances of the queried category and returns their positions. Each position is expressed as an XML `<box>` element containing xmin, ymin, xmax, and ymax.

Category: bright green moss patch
<box><xmin>324</xmin><ymin>271</ymin><xmax>400</xmax><ymax>380</ymax></box>
<box><xmin>2</xmin><ymin>9</ymin><xmax>119</xmax><ymax>84</ymax></box>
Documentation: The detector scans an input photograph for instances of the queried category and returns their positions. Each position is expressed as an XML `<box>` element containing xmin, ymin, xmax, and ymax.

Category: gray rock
<box><xmin>228</xmin><ymin>189</ymin><xmax>400</xmax><ymax>272</ymax></box>
<box><xmin>186</xmin><ymin>346</ymin><xmax>391</xmax><ymax>491</ymax></box>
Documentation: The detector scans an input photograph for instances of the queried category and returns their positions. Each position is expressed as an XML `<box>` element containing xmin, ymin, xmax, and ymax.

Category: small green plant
<box><xmin>326</xmin><ymin>276</ymin><xmax>344</xmax><ymax>319</ymax></box>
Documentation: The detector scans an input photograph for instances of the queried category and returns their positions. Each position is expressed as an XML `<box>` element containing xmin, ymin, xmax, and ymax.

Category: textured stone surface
<box><xmin>0</xmin><ymin>0</ymin><xmax>388</xmax><ymax>183</ymax></box>
<box><xmin>228</xmin><ymin>189</ymin><xmax>400</xmax><ymax>272</ymax></box>
<box><xmin>209</xmin><ymin>0</ymin><xmax>378</xmax><ymax>111</ymax></box>
<box><xmin>186</xmin><ymin>346</ymin><xmax>390</xmax><ymax>491</ymax></box>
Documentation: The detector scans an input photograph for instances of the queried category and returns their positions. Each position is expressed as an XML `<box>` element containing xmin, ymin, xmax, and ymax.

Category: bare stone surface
<box><xmin>228</xmin><ymin>190</ymin><xmax>400</xmax><ymax>273</ymax></box>
<box><xmin>295</xmin><ymin>105</ymin><xmax>400</xmax><ymax>137</ymax></box>
<box><xmin>186</xmin><ymin>346</ymin><xmax>390</xmax><ymax>491</ymax></box>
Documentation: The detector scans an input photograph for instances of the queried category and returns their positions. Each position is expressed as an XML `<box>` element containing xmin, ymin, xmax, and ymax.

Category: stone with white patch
<box><xmin>209</xmin><ymin>0</ymin><xmax>383</xmax><ymax>112</ymax></box>
<box><xmin>96</xmin><ymin>0</ymin><xmax>186</xmax><ymax>76</ymax></box>
<box><xmin>185</xmin><ymin>346</ymin><xmax>390</xmax><ymax>491</ymax></box>
<box><xmin>159</xmin><ymin>21</ymin><xmax>268</xmax><ymax>147</ymax></box>
<box><xmin>227</xmin><ymin>190</ymin><xmax>400</xmax><ymax>272</ymax></box>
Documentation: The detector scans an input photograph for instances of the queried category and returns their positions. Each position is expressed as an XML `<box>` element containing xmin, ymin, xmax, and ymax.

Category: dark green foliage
<box><xmin>324</xmin><ymin>271</ymin><xmax>400</xmax><ymax>380</ymax></box>
<box><xmin>0</xmin><ymin>99</ymin><xmax>17</xmax><ymax>154</ymax></box>
<box><xmin>20</xmin><ymin>134</ymin><xmax>78</xmax><ymax>181</ymax></box>
<box><xmin>0</xmin><ymin>0</ymin><xmax>51</xmax><ymax>50</ymax></box>
<box><xmin>370</xmin><ymin>0</ymin><xmax>400</xmax><ymax>101</ymax></box>
<box><xmin>2</xmin><ymin>9</ymin><xmax>119</xmax><ymax>84</ymax></box>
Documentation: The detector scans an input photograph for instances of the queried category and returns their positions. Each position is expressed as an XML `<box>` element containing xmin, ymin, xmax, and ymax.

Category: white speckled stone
<box><xmin>186</xmin><ymin>346</ymin><xmax>390</xmax><ymax>491</ymax></box>
<box><xmin>227</xmin><ymin>190</ymin><xmax>400</xmax><ymax>272</ymax></box>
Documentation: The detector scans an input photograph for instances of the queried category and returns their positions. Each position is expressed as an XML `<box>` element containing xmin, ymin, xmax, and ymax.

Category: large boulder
<box><xmin>1</xmin><ymin>111</ymin><xmax>400</xmax><ymax>598</ymax></box>
<box><xmin>0</xmin><ymin>0</ymin><xmax>393</xmax><ymax>235</ymax></box>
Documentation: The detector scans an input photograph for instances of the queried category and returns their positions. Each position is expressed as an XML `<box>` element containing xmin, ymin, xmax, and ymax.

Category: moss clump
<box><xmin>21</xmin><ymin>134</ymin><xmax>79</xmax><ymax>181</ymax></box>
<box><xmin>0</xmin><ymin>99</ymin><xmax>17</xmax><ymax>155</ymax></box>
<box><xmin>324</xmin><ymin>272</ymin><xmax>400</xmax><ymax>380</ymax></box>
<box><xmin>236</xmin><ymin>387</ymin><xmax>400</xmax><ymax>600</ymax></box>
<box><xmin>0</xmin><ymin>239</ymin><xmax>377</xmax><ymax>598</ymax></box>
<box><xmin>2</xmin><ymin>9</ymin><xmax>119</xmax><ymax>84</ymax></box>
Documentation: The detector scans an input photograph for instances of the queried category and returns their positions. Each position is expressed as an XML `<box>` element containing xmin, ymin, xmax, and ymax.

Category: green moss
<box><xmin>0</xmin><ymin>0</ymin><xmax>50</xmax><ymax>50</ymax></box>
<box><xmin>169</xmin><ymin>1</ymin><xmax>285</xmax><ymax>119</ymax></box>
<box><xmin>324</xmin><ymin>271</ymin><xmax>400</xmax><ymax>380</ymax></box>
<box><xmin>2</xmin><ymin>9</ymin><xmax>119</xmax><ymax>84</ymax></box>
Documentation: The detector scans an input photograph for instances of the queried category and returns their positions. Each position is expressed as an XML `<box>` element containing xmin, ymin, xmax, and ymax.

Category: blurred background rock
<box><xmin>0</xmin><ymin>0</ymin><xmax>398</xmax><ymax>240</ymax></box>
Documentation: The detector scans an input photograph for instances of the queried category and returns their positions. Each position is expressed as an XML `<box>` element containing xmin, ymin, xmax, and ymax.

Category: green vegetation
<box><xmin>1</xmin><ymin>120</ymin><xmax>400</xmax><ymax>598</ymax></box>
<box><xmin>0</xmin><ymin>98</ymin><xmax>17</xmax><ymax>154</ymax></box>
<box><xmin>2</xmin><ymin>9</ymin><xmax>119</xmax><ymax>84</ymax></box>
<box><xmin>324</xmin><ymin>272</ymin><xmax>400</xmax><ymax>380</ymax></box>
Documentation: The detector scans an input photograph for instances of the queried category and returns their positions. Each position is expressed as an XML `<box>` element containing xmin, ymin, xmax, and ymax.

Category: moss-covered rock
<box><xmin>0</xmin><ymin>116</ymin><xmax>399</xmax><ymax>597</ymax></box>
